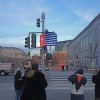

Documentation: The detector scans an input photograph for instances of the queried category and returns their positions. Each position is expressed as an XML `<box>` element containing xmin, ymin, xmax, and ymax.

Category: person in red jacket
<box><xmin>92</xmin><ymin>68</ymin><xmax>100</xmax><ymax>100</ymax></box>
<box><xmin>68</xmin><ymin>69</ymin><xmax>87</xmax><ymax>100</ymax></box>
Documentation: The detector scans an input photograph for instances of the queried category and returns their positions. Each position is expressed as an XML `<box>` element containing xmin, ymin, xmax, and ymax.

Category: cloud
<box><xmin>0</xmin><ymin>31</ymin><xmax>26</xmax><ymax>38</ymax></box>
<box><xmin>22</xmin><ymin>19</ymin><xmax>34</xmax><ymax>26</ymax></box>
<box><xmin>63</xmin><ymin>0</ymin><xmax>100</xmax><ymax>22</ymax></box>
<box><xmin>74</xmin><ymin>9</ymin><xmax>96</xmax><ymax>22</ymax></box>
<box><xmin>47</xmin><ymin>18</ymin><xmax>87</xmax><ymax>40</ymax></box>
<box><xmin>66</xmin><ymin>35</ymin><xmax>73</xmax><ymax>39</ymax></box>
<box><xmin>0</xmin><ymin>0</ymin><xmax>99</xmax><ymax>53</ymax></box>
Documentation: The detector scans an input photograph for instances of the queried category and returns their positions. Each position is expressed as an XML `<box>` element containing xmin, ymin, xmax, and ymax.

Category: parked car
<box><xmin>0</xmin><ymin>63</ymin><xmax>12</xmax><ymax>76</ymax></box>
<box><xmin>38</xmin><ymin>65</ymin><xmax>49</xmax><ymax>71</ymax></box>
<box><xmin>45</xmin><ymin>67</ymin><xmax>49</xmax><ymax>71</ymax></box>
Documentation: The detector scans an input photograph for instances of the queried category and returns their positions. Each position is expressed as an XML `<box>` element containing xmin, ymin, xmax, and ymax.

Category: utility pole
<box><xmin>41</xmin><ymin>12</ymin><xmax>45</xmax><ymax>73</ymax></box>
<box><xmin>41</xmin><ymin>12</ymin><xmax>45</xmax><ymax>34</ymax></box>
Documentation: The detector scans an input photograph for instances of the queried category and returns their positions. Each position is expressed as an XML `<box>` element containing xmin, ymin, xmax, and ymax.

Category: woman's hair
<box><xmin>24</xmin><ymin>67</ymin><xmax>32</xmax><ymax>76</ymax></box>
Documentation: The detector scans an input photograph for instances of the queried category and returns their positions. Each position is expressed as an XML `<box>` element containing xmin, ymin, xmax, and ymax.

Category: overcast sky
<box><xmin>0</xmin><ymin>0</ymin><xmax>100</xmax><ymax>54</ymax></box>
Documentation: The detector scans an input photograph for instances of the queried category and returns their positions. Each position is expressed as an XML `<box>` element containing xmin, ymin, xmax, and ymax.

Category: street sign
<box><xmin>40</xmin><ymin>34</ymin><xmax>45</xmax><ymax>46</ymax></box>
<box><xmin>44</xmin><ymin>32</ymin><xmax>57</xmax><ymax>46</ymax></box>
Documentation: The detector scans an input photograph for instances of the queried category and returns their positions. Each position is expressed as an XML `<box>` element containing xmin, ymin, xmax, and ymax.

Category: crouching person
<box><xmin>68</xmin><ymin>69</ymin><xmax>87</xmax><ymax>100</ymax></box>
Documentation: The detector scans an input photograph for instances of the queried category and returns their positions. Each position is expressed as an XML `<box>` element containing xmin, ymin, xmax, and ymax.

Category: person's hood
<box><xmin>14</xmin><ymin>67</ymin><xmax>21</xmax><ymax>75</ymax></box>
<box><xmin>26</xmin><ymin>69</ymin><xmax>35</xmax><ymax>78</ymax></box>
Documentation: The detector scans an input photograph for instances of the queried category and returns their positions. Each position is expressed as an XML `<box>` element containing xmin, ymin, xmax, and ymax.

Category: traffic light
<box><xmin>37</xmin><ymin>18</ymin><xmax>40</xmax><ymax>27</ymax></box>
<box><xmin>46</xmin><ymin>53</ymin><xmax>52</xmax><ymax>60</ymax></box>
<box><xmin>42</xmin><ymin>46</ymin><xmax>47</xmax><ymax>53</ymax></box>
<box><xmin>28</xmin><ymin>51</ymin><xmax>30</xmax><ymax>55</ymax></box>
<box><xmin>45</xmin><ymin>29</ymin><xmax>48</xmax><ymax>33</ymax></box>
<box><xmin>31</xmin><ymin>33</ymin><xmax>36</xmax><ymax>48</ymax></box>
<box><xmin>25</xmin><ymin>37</ymin><xmax>30</xmax><ymax>48</ymax></box>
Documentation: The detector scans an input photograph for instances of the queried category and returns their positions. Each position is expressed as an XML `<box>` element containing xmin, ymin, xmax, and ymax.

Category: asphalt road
<box><xmin>0</xmin><ymin>69</ymin><xmax>95</xmax><ymax>100</ymax></box>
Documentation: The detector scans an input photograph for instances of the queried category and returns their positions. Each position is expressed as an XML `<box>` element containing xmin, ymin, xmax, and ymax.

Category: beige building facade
<box><xmin>0</xmin><ymin>47</ymin><xmax>31</xmax><ymax>67</ymax></box>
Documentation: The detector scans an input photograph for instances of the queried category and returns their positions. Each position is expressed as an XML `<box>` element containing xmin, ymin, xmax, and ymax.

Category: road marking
<box><xmin>49</xmin><ymin>76</ymin><xmax>94</xmax><ymax>90</ymax></box>
<box><xmin>50</xmin><ymin>83</ymin><xmax>94</xmax><ymax>86</ymax></box>
<box><xmin>50</xmin><ymin>76</ymin><xmax>92</xmax><ymax>81</ymax></box>
<box><xmin>46</xmin><ymin>87</ymin><xmax>95</xmax><ymax>90</ymax></box>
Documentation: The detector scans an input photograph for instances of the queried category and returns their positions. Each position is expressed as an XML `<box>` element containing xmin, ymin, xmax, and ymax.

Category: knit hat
<box><xmin>32</xmin><ymin>63</ymin><xmax>38</xmax><ymax>71</ymax></box>
<box><xmin>77</xmin><ymin>69</ymin><xmax>83</xmax><ymax>75</ymax></box>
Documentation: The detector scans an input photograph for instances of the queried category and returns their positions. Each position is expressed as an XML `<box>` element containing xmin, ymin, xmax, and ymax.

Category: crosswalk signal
<box><xmin>31</xmin><ymin>33</ymin><xmax>36</xmax><ymax>48</ymax></box>
<box><xmin>25</xmin><ymin>37</ymin><xmax>30</xmax><ymax>48</ymax></box>
<box><xmin>37</xmin><ymin>18</ymin><xmax>40</xmax><ymax>27</ymax></box>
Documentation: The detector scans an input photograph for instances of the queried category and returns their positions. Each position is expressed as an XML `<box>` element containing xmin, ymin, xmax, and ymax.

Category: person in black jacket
<box><xmin>20</xmin><ymin>63</ymin><xmax>48</xmax><ymax>100</ymax></box>
<box><xmin>14</xmin><ymin>70</ymin><xmax>24</xmax><ymax>100</ymax></box>
<box><xmin>92</xmin><ymin>68</ymin><xmax>100</xmax><ymax>100</ymax></box>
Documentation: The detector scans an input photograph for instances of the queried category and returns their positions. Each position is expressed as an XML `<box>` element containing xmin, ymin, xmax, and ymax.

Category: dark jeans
<box><xmin>71</xmin><ymin>93</ymin><xmax>84</xmax><ymax>100</ymax></box>
<box><xmin>15</xmin><ymin>90</ymin><xmax>22</xmax><ymax>100</ymax></box>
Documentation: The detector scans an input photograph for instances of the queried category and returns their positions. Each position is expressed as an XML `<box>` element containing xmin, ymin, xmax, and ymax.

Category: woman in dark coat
<box><xmin>92</xmin><ymin>69</ymin><xmax>100</xmax><ymax>100</ymax></box>
<box><xmin>20</xmin><ymin>63</ymin><xmax>48</xmax><ymax>100</ymax></box>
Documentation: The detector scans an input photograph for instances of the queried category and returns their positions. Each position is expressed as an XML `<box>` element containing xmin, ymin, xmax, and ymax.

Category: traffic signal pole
<box><xmin>41</xmin><ymin>12</ymin><xmax>45</xmax><ymax>73</ymax></box>
<box><xmin>27</xmin><ymin>12</ymin><xmax>45</xmax><ymax>73</ymax></box>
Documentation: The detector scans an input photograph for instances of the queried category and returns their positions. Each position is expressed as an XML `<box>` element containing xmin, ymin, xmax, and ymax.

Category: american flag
<box><xmin>44</xmin><ymin>32</ymin><xmax>57</xmax><ymax>46</ymax></box>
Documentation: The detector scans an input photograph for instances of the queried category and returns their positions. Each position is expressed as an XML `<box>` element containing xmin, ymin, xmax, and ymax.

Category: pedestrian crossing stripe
<box><xmin>50</xmin><ymin>76</ymin><xmax>92</xmax><ymax>78</ymax></box>
<box><xmin>50</xmin><ymin>76</ymin><xmax>92</xmax><ymax>81</ymax></box>
<box><xmin>49</xmin><ymin>76</ymin><xmax>94</xmax><ymax>89</ymax></box>
<box><xmin>50</xmin><ymin>79</ymin><xmax>92</xmax><ymax>81</ymax></box>
<box><xmin>50</xmin><ymin>84</ymin><xmax>94</xmax><ymax>86</ymax></box>
<box><xmin>46</xmin><ymin>87</ymin><xmax>95</xmax><ymax>90</ymax></box>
